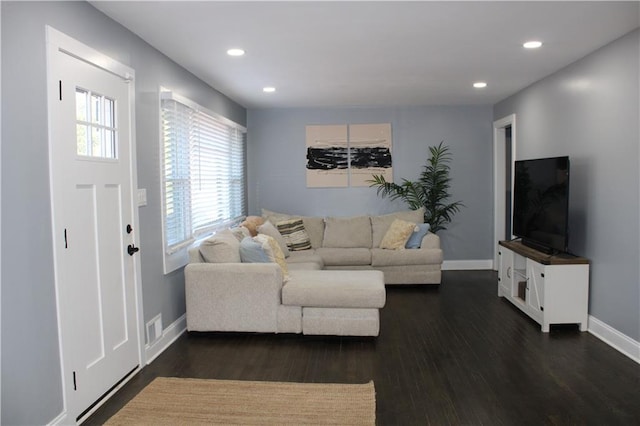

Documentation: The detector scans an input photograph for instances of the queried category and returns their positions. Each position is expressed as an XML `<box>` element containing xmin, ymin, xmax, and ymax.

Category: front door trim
<box><xmin>45</xmin><ymin>26</ymin><xmax>144</xmax><ymax>425</ymax></box>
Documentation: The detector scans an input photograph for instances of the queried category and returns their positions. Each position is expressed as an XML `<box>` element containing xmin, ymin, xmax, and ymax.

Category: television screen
<box><xmin>513</xmin><ymin>156</ymin><xmax>570</xmax><ymax>254</ymax></box>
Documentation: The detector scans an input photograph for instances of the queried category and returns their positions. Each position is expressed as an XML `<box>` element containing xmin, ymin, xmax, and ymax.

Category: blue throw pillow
<box><xmin>239</xmin><ymin>237</ymin><xmax>270</xmax><ymax>263</ymax></box>
<box><xmin>405</xmin><ymin>223</ymin><xmax>431</xmax><ymax>249</ymax></box>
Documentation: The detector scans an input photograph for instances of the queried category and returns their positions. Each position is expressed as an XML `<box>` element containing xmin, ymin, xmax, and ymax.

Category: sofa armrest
<box><xmin>420</xmin><ymin>232</ymin><xmax>441</xmax><ymax>249</ymax></box>
<box><xmin>184</xmin><ymin>262</ymin><xmax>284</xmax><ymax>332</ymax></box>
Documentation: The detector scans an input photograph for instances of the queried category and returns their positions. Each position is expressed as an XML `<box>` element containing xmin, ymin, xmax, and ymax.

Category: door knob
<box><xmin>127</xmin><ymin>244</ymin><xmax>140</xmax><ymax>256</ymax></box>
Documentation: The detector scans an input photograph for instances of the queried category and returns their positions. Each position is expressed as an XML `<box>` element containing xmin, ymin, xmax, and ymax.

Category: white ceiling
<box><xmin>91</xmin><ymin>1</ymin><xmax>639</xmax><ymax>109</ymax></box>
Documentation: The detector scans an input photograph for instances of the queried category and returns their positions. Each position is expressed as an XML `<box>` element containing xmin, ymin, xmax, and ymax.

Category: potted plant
<box><xmin>368</xmin><ymin>141</ymin><xmax>463</xmax><ymax>233</ymax></box>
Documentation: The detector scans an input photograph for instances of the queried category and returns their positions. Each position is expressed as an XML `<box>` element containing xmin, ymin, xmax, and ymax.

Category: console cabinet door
<box><xmin>497</xmin><ymin>248</ymin><xmax>513</xmax><ymax>297</ymax></box>
<box><xmin>526</xmin><ymin>261</ymin><xmax>546</xmax><ymax>327</ymax></box>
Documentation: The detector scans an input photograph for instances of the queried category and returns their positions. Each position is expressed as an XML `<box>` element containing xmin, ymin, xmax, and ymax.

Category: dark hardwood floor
<box><xmin>87</xmin><ymin>271</ymin><xmax>640</xmax><ymax>425</ymax></box>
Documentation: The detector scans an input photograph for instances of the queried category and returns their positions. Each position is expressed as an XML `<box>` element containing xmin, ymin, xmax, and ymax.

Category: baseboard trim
<box><xmin>588</xmin><ymin>315</ymin><xmax>640</xmax><ymax>364</ymax></box>
<box><xmin>48</xmin><ymin>410</ymin><xmax>67</xmax><ymax>426</ymax></box>
<box><xmin>144</xmin><ymin>313</ymin><xmax>187</xmax><ymax>365</ymax></box>
<box><xmin>442</xmin><ymin>259</ymin><xmax>493</xmax><ymax>270</ymax></box>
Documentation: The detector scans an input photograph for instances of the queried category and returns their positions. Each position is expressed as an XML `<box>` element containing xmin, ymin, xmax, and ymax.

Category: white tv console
<box><xmin>497</xmin><ymin>240</ymin><xmax>590</xmax><ymax>332</ymax></box>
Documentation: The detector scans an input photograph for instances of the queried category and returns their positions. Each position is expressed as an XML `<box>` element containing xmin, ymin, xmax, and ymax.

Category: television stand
<box><xmin>497</xmin><ymin>240</ymin><xmax>589</xmax><ymax>332</ymax></box>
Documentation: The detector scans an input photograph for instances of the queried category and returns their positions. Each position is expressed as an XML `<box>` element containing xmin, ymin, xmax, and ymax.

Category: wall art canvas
<box><xmin>306</xmin><ymin>124</ymin><xmax>349</xmax><ymax>187</ymax></box>
<box><xmin>348</xmin><ymin>123</ymin><xmax>393</xmax><ymax>187</ymax></box>
<box><xmin>306</xmin><ymin>123</ymin><xmax>392</xmax><ymax>188</ymax></box>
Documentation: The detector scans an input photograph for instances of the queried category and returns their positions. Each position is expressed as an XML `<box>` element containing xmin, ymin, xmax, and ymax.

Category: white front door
<box><xmin>47</xmin><ymin>29</ymin><xmax>141</xmax><ymax>422</ymax></box>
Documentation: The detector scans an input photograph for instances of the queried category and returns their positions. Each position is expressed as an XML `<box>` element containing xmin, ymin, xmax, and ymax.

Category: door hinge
<box><xmin>72</xmin><ymin>371</ymin><xmax>77</xmax><ymax>391</ymax></box>
<box><xmin>64</xmin><ymin>228</ymin><xmax>68</xmax><ymax>249</ymax></box>
<box><xmin>59</xmin><ymin>80</ymin><xmax>63</xmax><ymax>101</ymax></box>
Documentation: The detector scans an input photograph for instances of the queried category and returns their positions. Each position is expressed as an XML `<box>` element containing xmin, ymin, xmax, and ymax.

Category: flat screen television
<box><xmin>513</xmin><ymin>156</ymin><xmax>570</xmax><ymax>254</ymax></box>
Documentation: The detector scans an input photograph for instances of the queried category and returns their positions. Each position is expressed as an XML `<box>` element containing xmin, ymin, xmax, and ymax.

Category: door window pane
<box><xmin>76</xmin><ymin>88</ymin><xmax>117</xmax><ymax>159</ymax></box>
<box><xmin>76</xmin><ymin>124</ymin><xmax>88</xmax><ymax>156</ymax></box>
<box><xmin>91</xmin><ymin>94</ymin><xmax>101</xmax><ymax>124</ymax></box>
<box><xmin>76</xmin><ymin>89</ymin><xmax>88</xmax><ymax>122</ymax></box>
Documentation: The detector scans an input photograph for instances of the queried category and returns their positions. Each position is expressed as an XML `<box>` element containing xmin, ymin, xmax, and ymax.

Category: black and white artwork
<box><xmin>305</xmin><ymin>125</ymin><xmax>349</xmax><ymax>187</ymax></box>
<box><xmin>305</xmin><ymin>123</ymin><xmax>392</xmax><ymax>187</ymax></box>
<box><xmin>348</xmin><ymin>123</ymin><xmax>393</xmax><ymax>187</ymax></box>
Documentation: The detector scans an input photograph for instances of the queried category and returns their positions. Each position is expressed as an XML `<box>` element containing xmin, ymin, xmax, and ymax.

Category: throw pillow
<box><xmin>241</xmin><ymin>216</ymin><xmax>265</xmax><ymax>237</ymax></box>
<box><xmin>199</xmin><ymin>229</ymin><xmax>241</xmax><ymax>263</ymax></box>
<box><xmin>276</xmin><ymin>218</ymin><xmax>312</xmax><ymax>251</ymax></box>
<box><xmin>257</xmin><ymin>220</ymin><xmax>290</xmax><ymax>258</ymax></box>
<box><xmin>380</xmin><ymin>219</ymin><xmax>416</xmax><ymax>250</ymax></box>
<box><xmin>253</xmin><ymin>234</ymin><xmax>290</xmax><ymax>281</ymax></box>
<box><xmin>405</xmin><ymin>223</ymin><xmax>431</xmax><ymax>249</ymax></box>
<box><xmin>230</xmin><ymin>226</ymin><xmax>251</xmax><ymax>241</ymax></box>
<box><xmin>239</xmin><ymin>236</ymin><xmax>270</xmax><ymax>263</ymax></box>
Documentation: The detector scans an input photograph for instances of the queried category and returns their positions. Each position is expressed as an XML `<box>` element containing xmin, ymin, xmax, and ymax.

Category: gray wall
<box><xmin>494</xmin><ymin>29</ymin><xmax>640</xmax><ymax>340</ymax></box>
<box><xmin>0</xmin><ymin>1</ymin><xmax>245</xmax><ymax>424</ymax></box>
<box><xmin>247</xmin><ymin>106</ymin><xmax>494</xmax><ymax>261</ymax></box>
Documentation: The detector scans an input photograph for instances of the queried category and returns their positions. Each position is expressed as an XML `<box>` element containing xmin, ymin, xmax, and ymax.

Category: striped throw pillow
<box><xmin>276</xmin><ymin>218</ymin><xmax>312</xmax><ymax>251</ymax></box>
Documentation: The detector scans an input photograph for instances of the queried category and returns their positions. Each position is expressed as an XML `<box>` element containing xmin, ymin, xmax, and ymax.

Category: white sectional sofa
<box><xmin>184</xmin><ymin>208</ymin><xmax>442</xmax><ymax>336</ymax></box>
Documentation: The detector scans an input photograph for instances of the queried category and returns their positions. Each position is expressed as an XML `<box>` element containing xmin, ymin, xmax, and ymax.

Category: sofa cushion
<box><xmin>286</xmin><ymin>250</ymin><xmax>325</xmax><ymax>269</ymax></box>
<box><xmin>379</xmin><ymin>219</ymin><xmax>416</xmax><ymax>250</ymax></box>
<box><xmin>405</xmin><ymin>223</ymin><xmax>431</xmax><ymax>248</ymax></box>
<box><xmin>199</xmin><ymin>229</ymin><xmax>241</xmax><ymax>263</ymax></box>
<box><xmin>276</xmin><ymin>218</ymin><xmax>312</xmax><ymax>251</ymax></box>
<box><xmin>300</xmin><ymin>216</ymin><xmax>325</xmax><ymax>249</ymax></box>
<box><xmin>253</xmin><ymin>234</ymin><xmax>290</xmax><ymax>280</ymax></box>
<box><xmin>239</xmin><ymin>237</ymin><xmax>270</xmax><ymax>263</ymax></box>
<box><xmin>257</xmin><ymin>220</ymin><xmax>290</xmax><ymax>258</ymax></box>
<box><xmin>287</xmin><ymin>262</ymin><xmax>323</xmax><ymax>271</ymax></box>
<box><xmin>302</xmin><ymin>307</ymin><xmax>380</xmax><ymax>336</ymax></box>
<box><xmin>371</xmin><ymin>247</ymin><xmax>443</xmax><ymax>266</ymax></box>
<box><xmin>316</xmin><ymin>247</ymin><xmax>372</xmax><ymax>266</ymax></box>
<box><xmin>283</xmin><ymin>270</ymin><xmax>386</xmax><ymax>308</ymax></box>
<box><xmin>322</xmin><ymin>216</ymin><xmax>372</xmax><ymax>248</ymax></box>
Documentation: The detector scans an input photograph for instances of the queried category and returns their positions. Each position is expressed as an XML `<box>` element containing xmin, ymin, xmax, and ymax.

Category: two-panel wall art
<box><xmin>305</xmin><ymin>123</ymin><xmax>392</xmax><ymax>188</ymax></box>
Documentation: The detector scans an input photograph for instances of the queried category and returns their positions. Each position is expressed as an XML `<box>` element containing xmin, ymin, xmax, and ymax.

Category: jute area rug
<box><xmin>105</xmin><ymin>377</ymin><xmax>376</xmax><ymax>425</ymax></box>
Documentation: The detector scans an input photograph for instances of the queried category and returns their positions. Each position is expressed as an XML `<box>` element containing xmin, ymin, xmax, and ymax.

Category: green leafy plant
<box><xmin>368</xmin><ymin>141</ymin><xmax>463</xmax><ymax>233</ymax></box>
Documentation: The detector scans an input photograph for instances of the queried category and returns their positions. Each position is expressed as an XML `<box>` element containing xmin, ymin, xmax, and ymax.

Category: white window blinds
<box><xmin>161</xmin><ymin>91</ymin><xmax>246</xmax><ymax>262</ymax></box>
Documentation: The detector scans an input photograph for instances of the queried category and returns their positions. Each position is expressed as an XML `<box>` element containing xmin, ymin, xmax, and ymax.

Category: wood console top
<box><xmin>499</xmin><ymin>240</ymin><xmax>589</xmax><ymax>265</ymax></box>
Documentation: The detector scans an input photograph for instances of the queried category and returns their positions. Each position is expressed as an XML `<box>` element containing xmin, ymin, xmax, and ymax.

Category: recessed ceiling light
<box><xmin>227</xmin><ymin>48</ymin><xmax>245</xmax><ymax>57</ymax></box>
<box><xmin>263</xmin><ymin>87</ymin><xmax>276</xmax><ymax>93</ymax></box>
<box><xmin>523</xmin><ymin>41</ymin><xmax>543</xmax><ymax>49</ymax></box>
<box><xmin>473</xmin><ymin>82</ymin><xmax>487</xmax><ymax>89</ymax></box>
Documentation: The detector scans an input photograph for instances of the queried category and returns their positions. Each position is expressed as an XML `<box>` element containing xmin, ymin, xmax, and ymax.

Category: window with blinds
<box><xmin>160</xmin><ymin>90</ymin><xmax>246</xmax><ymax>272</ymax></box>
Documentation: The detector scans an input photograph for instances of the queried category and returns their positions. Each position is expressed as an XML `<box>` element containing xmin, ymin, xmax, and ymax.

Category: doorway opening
<box><xmin>493</xmin><ymin>114</ymin><xmax>516</xmax><ymax>269</ymax></box>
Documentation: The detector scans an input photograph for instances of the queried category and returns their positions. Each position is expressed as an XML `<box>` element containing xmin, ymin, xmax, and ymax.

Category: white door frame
<box><xmin>45</xmin><ymin>26</ymin><xmax>145</xmax><ymax>424</ymax></box>
<box><xmin>493</xmin><ymin>114</ymin><xmax>517</xmax><ymax>270</ymax></box>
